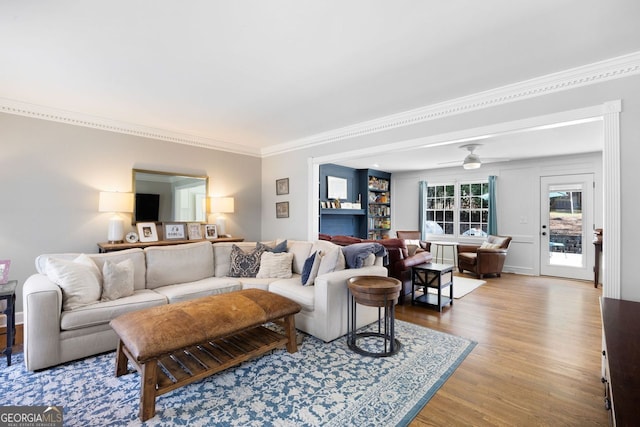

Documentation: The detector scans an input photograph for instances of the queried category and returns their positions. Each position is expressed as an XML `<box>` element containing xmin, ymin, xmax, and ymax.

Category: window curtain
<box><xmin>487</xmin><ymin>175</ymin><xmax>498</xmax><ymax>236</ymax></box>
<box><xmin>419</xmin><ymin>180</ymin><xmax>428</xmax><ymax>240</ymax></box>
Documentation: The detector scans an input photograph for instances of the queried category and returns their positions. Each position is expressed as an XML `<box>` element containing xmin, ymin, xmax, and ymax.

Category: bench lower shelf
<box><xmin>116</xmin><ymin>324</ymin><xmax>294</xmax><ymax>421</ymax></box>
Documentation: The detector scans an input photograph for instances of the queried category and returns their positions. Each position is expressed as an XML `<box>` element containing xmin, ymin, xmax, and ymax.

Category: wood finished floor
<box><xmin>396</xmin><ymin>273</ymin><xmax>608</xmax><ymax>426</ymax></box>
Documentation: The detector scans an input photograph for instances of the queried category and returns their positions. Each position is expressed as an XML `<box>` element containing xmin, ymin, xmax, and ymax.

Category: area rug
<box><xmin>0</xmin><ymin>321</ymin><xmax>475</xmax><ymax>426</ymax></box>
<box><xmin>426</xmin><ymin>276</ymin><xmax>486</xmax><ymax>299</ymax></box>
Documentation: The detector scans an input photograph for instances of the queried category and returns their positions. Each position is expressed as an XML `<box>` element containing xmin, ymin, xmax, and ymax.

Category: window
<box><xmin>459</xmin><ymin>182</ymin><xmax>488</xmax><ymax>237</ymax></box>
<box><xmin>425</xmin><ymin>181</ymin><xmax>488</xmax><ymax>237</ymax></box>
<box><xmin>425</xmin><ymin>184</ymin><xmax>454</xmax><ymax>235</ymax></box>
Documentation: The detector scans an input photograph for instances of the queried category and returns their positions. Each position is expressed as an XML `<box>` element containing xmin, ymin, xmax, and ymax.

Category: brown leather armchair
<box><xmin>458</xmin><ymin>235</ymin><xmax>512</xmax><ymax>279</ymax></box>
<box><xmin>395</xmin><ymin>231</ymin><xmax>431</xmax><ymax>254</ymax></box>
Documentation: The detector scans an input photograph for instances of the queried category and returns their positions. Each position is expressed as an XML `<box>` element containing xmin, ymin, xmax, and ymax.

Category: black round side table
<box><xmin>347</xmin><ymin>275</ymin><xmax>402</xmax><ymax>357</ymax></box>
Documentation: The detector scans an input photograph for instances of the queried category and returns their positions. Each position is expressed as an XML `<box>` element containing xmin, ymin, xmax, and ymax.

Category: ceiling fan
<box><xmin>438</xmin><ymin>143</ymin><xmax>510</xmax><ymax>169</ymax></box>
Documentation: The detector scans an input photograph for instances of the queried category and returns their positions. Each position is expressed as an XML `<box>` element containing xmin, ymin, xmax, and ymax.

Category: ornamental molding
<box><xmin>1</xmin><ymin>51</ymin><xmax>639</xmax><ymax>158</ymax></box>
<box><xmin>0</xmin><ymin>100</ymin><xmax>262</xmax><ymax>157</ymax></box>
<box><xmin>263</xmin><ymin>51</ymin><xmax>640</xmax><ymax>157</ymax></box>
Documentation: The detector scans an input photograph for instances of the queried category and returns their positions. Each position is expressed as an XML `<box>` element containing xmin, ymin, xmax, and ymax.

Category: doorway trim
<box><xmin>308</xmin><ymin>100</ymin><xmax>621</xmax><ymax>298</ymax></box>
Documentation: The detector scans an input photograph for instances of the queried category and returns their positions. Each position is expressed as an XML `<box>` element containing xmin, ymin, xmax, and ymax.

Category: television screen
<box><xmin>135</xmin><ymin>193</ymin><xmax>160</xmax><ymax>222</ymax></box>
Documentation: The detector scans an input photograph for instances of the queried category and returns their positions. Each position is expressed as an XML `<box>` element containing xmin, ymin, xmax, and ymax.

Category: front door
<box><xmin>540</xmin><ymin>174</ymin><xmax>594</xmax><ymax>280</ymax></box>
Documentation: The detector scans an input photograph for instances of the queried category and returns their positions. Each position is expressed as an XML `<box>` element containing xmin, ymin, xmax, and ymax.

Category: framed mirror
<box><xmin>132</xmin><ymin>169</ymin><xmax>209</xmax><ymax>223</ymax></box>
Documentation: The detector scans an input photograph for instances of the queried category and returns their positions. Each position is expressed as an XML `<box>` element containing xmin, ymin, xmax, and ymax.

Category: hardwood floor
<box><xmin>396</xmin><ymin>273</ymin><xmax>608</xmax><ymax>426</ymax></box>
<box><xmin>3</xmin><ymin>276</ymin><xmax>607</xmax><ymax>425</ymax></box>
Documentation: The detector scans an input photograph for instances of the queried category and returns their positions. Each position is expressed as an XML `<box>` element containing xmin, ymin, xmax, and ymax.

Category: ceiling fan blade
<box><xmin>437</xmin><ymin>159</ymin><xmax>464</xmax><ymax>165</ymax></box>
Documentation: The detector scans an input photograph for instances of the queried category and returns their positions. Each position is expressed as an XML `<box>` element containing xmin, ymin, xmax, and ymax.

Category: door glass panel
<box><xmin>548</xmin><ymin>184</ymin><xmax>583</xmax><ymax>267</ymax></box>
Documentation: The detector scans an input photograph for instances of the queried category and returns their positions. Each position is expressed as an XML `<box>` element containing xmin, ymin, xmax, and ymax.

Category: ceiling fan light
<box><xmin>463</xmin><ymin>153</ymin><xmax>481</xmax><ymax>169</ymax></box>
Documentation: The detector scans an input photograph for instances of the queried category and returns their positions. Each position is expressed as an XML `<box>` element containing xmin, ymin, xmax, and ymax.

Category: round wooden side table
<box><xmin>347</xmin><ymin>275</ymin><xmax>402</xmax><ymax>357</ymax></box>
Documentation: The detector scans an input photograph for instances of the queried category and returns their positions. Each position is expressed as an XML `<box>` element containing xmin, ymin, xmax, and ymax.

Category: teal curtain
<box><xmin>488</xmin><ymin>175</ymin><xmax>497</xmax><ymax>235</ymax></box>
<box><xmin>419</xmin><ymin>180</ymin><xmax>428</xmax><ymax>240</ymax></box>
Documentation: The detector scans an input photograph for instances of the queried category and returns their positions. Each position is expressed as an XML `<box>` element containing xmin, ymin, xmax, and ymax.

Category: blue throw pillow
<box><xmin>256</xmin><ymin>240</ymin><xmax>288</xmax><ymax>254</ymax></box>
<box><xmin>301</xmin><ymin>251</ymin><xmax>322</xmax><ymax>286</ymax></box>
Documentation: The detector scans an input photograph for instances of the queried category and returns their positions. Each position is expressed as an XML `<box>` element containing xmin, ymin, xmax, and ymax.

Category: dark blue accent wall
<box><xmin>319</xmin><ymin>163</ymin><xmax>362</xmax><ymax>202</ymax></box>
<box><xmin>319</xmin><ymin>164</ymin><xmax>366</xmax><ymax>237</ymax></box>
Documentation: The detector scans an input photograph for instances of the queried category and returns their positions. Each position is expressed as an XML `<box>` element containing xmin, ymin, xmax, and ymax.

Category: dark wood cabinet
<box><xmin>600</xmin><ymin>297</ymin><xmax>640</xmax><ymax>426</ymax></box>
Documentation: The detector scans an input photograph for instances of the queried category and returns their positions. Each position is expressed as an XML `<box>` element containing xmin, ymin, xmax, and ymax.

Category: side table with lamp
<box><xmin>1</xmin><ymin>280</ymin><xmax>17</xmax><ymax>366</ymax></box>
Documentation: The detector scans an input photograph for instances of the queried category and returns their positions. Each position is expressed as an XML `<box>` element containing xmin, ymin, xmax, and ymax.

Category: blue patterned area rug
<box><xmin>1</xmin><ymin>320</ymin><xmax>475</xmax><ymax>426</ymax></box>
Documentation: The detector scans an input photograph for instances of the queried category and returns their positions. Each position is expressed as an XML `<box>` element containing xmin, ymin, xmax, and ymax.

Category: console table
<box><xmin>601</xmin><ymin>297</ymin><xmax>640</xmax><ymax>426</ymax></box>
<box><xmin>98</xmin><ymin>237</ymin><xmax>244</xmax><ymax>253</ymax></box>
<box><xmin>1</xmin><ymin>280</ymin><xmax>17</xmax><ymax>366</ymax></box>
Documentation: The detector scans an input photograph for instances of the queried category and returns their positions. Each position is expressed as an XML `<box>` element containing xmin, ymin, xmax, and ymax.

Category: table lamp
<box><xmin>99</xmin><ymin>191</ymin><xmax>134</xmax><ymax>243</ymax></box>
<box><xmin>209</xmin><ymin>197</ymin><xmax>234</xmax><ymax>236</ymax></box>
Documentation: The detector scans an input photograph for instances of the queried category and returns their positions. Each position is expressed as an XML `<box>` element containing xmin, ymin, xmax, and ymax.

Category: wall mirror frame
<box><xmin>327</xmin><ymin>176</ymin><xmax>348</xmax><ymax>200</ymax></box>
<box><xmin>132</xmin><ymin>169</ymin><xmax>209</xmax><ymax>224</ymax></box>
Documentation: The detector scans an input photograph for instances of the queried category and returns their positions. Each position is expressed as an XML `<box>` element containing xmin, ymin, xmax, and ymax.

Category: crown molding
<box><xmin>2</xmin><ymin>51</ymin><xmax>639</xmax><ymax>158</ymax></box>
<box><xmin>262</xmin><ymin>51</ymin><xmax>640</xmax><ymax>157</ymax></box>
<box><xmin>0</xmin><ymin>99</ymin><xmax>262</xmax><ymax>157</ymax></box>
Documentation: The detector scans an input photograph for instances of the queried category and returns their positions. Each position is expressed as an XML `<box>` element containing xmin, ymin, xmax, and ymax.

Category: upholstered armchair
<box><xmin>458</xmin><ymin>235</ymin><xmax>512</xmax><ymax>279</ymax></box>
<box><xmin>396</xmin><ymin>231</ymin><xmax>431</xmax><ymax>255</ymax></box>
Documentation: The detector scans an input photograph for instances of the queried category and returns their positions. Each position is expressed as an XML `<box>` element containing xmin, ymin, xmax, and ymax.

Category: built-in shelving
<box><xmin>362</xmin><ymin>170</ymin><xmax>392</xmax><ymax>240</ymax></box>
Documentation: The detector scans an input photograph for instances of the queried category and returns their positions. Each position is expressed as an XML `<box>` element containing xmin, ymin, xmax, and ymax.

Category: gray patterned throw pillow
<box><xmin>229</xmin><ymin>244</ymin><xmax>265</xmax><ymax>277</ymax></box>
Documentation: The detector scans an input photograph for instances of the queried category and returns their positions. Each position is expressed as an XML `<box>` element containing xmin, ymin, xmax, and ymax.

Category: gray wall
<box><xmin>0</xmin><ymin>113</ymin><xmax>262</xmax><ymax>312</ymax></box>
<box><xmin>261</xmin><ymin>73</ymin><xmax>640</xmax><ymax>302</ymax></box>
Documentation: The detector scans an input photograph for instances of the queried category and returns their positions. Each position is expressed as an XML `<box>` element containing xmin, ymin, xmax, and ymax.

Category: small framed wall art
<box><xmin>0</xmin><ymin>259</ymin><xmax>11</xmax><ymax>285</ymax></box>
<box><xmin>164</xmin><ymin>223</ymin><xmax>186</xmax><ymax>240</ymax></box>
<box><xmin>276</xmin><ymin>178</ymin><xmax>289</xmax><ymax>195</ymax></box>
<box><xmin>276</xmin><ymin>201</ymin><xmax>289</xmax><ymax>218</ymax></box>
<box><xmin>204</xmin><ymin>224</ymin><xmax>218</xmax><ymax>239</ymax></box>
<box><xmin>137</xmin><ymin>222</ymin><xmax>159</xmax><ymax>242</ymax></box>
<box><xmin>187</xmin><ymin>223</ymin><xmax>203</xmax><ymax>240</ymax></box>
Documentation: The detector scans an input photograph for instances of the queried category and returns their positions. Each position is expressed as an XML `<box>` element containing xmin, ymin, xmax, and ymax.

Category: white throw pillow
<box><xmin>480</xmin><ymin>241</ymin><xmax>501</xmax><ymax>249</ymax></box>
<box><xmin>101</xmin><ymin>259</ymin><xmax>135</xmax><ymax>301</ymax></box>
<box><xmin>311</xmin><ymin>240</ymin><xmax>343</xmax><ymax>275</ymax></box>
<box><xmin>256</xmin><ymin>252</ymin><xmax>294</xmax><ymax>279</ymax></box>
<box><xmin>46</xmin><ymin>255</ymin><xmax>102</xmax><ymax>311</ymax></box>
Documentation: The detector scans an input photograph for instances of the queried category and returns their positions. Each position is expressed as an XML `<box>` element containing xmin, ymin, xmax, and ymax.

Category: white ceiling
<box><xmin>1</xmin><ymin>1</ymin><xmax>639</xmax><ymax>169</ymax></box>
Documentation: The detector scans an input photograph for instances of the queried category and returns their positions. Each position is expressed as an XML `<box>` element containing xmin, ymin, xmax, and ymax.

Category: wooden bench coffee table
<box><xmin>110</xmin><ymin>289</ymin><xmax>301</xmax><ymax>421</ymax></box>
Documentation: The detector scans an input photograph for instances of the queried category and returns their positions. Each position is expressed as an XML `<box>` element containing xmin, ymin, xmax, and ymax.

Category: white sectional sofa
<box><xmin>22</xmin><ymin>239</ymin><xmax>387</xmax><ymax>370</ymax></box>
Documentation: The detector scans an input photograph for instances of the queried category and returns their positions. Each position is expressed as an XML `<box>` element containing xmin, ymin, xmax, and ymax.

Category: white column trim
<box><xmin>602</xmin><ymin>100</ymin><xmax>622</xmax><ymax>298</ymax></box>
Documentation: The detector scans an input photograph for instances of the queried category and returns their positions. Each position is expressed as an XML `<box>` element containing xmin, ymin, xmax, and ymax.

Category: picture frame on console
<box><xmin>204</xmin><ymin>224</ymin><xmax>218</xmax><ymax>239</ymax></box>
<box><xmin>0</xmin><ymin>259</ymin><xmax>10</xmax><ymax>285</ymax></box>
<box><xmin>187</xmin><ymin>223</ymin><xmax>203</xmax><ymax>240</ymax></box>
<box><xmin>164</xmin><ymin>223</ymin><xmax>186</xmax><ymax>240</ymax></box>
<box><xmin>137</xmin><ymin>222</ymin><xmax>159</xmax><ymax>242</ymax></box>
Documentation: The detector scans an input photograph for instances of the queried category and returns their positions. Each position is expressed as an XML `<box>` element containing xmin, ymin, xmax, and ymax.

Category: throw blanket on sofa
<box><xmin>342</xmin><ymin>242</ymin><xmax>387</xmax><ymax>269</ymax></box>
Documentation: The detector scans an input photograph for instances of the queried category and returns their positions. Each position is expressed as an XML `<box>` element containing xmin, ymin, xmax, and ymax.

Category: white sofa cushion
<box><xmin>287</xmin><ymin>241</ymin><xmax>313</xmax><ymax>274</ymax></box>
<box><xmin>256</xmin><ymin>252</ymin><xmax>293</xmax><ymax>279</ymax></box>
<box><xmin>152</xmin><ymin>277</ymin><xmax>242</xmax><ymax>304</ymax></box>
<box><xmin>268</xmin><ymin>277</ymin><xmax>315</xmax><ymax>311</ymax></box>
<box><xmin>101</xmin><ymin>259</ymin><xmax>135</xmax><ymax>301</ymax></box>
<box><xmin>310</xmin><ymin>240</ymin><xmax>345</xmax><ymax>274</ymax></box>
<box><xmin>145</xmin><ymin>242</ymin><xmax>214</xmax><ymax>289</ymax></box>
<box><xmin>46</xmin><ymin>255</ymin><xmax>102</xmax><ymax>311</ymax></box>
<box><xmin>60</xmin><ymin>289</ymin><xmax>167</xmax><ymax>330</ymax></box>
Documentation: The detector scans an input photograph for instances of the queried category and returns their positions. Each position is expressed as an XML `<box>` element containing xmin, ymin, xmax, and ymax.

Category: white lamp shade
<box><xmin>209</xmin><ymin>197</ymin><xmax>235</xmax><ymax>214</ymax></box>
<box><xmin>99</xmin><ymin>192</ymin><xmax>134</xmax><ymax>213</ymax></box>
